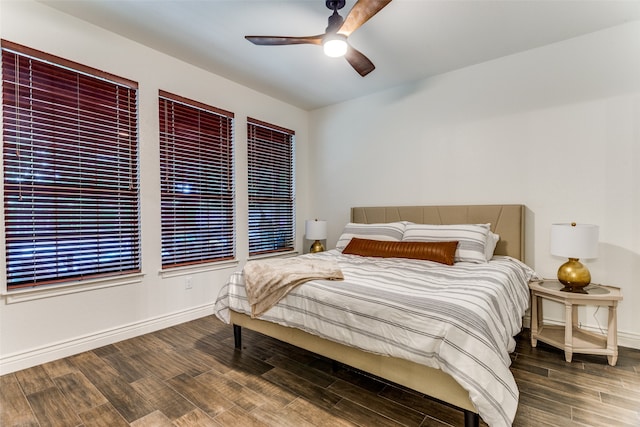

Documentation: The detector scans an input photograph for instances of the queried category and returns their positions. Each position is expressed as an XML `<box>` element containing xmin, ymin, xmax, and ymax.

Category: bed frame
<box><xmin>231</xmin><ymin>204</ymin><xmax>525</xmax><ymax>427</ymax></box>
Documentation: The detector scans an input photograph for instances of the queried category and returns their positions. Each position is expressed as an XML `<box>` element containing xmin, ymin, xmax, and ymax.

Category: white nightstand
<box><xmin>529</xmin><ymin>280</ymin><xmax>623</xmax><ymax>366</ymax></box>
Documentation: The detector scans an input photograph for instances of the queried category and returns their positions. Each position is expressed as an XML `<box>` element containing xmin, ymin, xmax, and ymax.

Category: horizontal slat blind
<box><xmin>247</xmin><ymin>118</ymin><xmax>295</xmax><ymax>256</ymax></box>
<box><xmin>159</xmin><ymin>91</ymin><xmax>235</xmax><ymax>268</ymax></box>
<box><xmin>2</xmin><ymin>41</ymin><xmax>140</xmax><ymax>289</ymax></box>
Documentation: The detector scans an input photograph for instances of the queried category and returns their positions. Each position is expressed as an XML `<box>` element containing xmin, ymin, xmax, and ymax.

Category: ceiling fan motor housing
<box><xmin>326</xmin><ymin>10</ymin><xmax>345</xmax><ymax>32</ymax></box>
<box><xmin>326</xmin><ymin>0</ymin><xmax>346</xmax><ymax>11</ymax></box>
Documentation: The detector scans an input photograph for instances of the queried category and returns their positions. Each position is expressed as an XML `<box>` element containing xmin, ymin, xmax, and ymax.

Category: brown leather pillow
<box><xmin>342</xmin><ymin>238</ymin><xmax>459</xmax><ymax>265</ymax></box>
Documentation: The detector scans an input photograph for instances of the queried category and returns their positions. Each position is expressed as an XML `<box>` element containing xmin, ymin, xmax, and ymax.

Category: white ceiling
<box><xmin>39</xmin><ymin>0</ymin><xmax>640</xmax><ymax>111</ymax></box>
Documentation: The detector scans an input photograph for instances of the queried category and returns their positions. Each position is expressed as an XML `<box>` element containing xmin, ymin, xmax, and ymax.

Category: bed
<box><xmin>214</xmin><ymin>204</ymin><xmax>535</xmax><ymax>427</ymax></box>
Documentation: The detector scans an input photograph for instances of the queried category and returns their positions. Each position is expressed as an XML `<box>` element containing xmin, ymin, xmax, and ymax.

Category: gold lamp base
<box><xmin>310</xmin><ymin>240</ymin><xmax>325</xmax><ymax>253</ymax></box>
<box><xmin>557</xmin><ymin>258</ymin><xmax>591</xmax><ymax>293</ymax></box>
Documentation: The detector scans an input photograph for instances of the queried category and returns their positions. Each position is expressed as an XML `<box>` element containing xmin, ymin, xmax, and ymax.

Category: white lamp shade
<box><xmin>305</xmin><ymin>219</ymin><xmax>327</xmax><ymax>240</ymax></box>
<box><xmin>550</xmin><ymin>223</ymin><xmax>599</xmax><ymax>259</ymax></box>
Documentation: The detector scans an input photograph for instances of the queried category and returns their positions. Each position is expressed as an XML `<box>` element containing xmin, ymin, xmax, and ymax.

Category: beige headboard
<box><xmin>351</xmin><ymin>204</ymin><xmax>525</xmax><ymax>261</ymax></box>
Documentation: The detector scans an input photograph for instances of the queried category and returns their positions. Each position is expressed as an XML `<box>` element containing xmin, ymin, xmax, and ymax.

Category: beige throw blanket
<box><xmin>243</xmin><ymin>258</ymin><xmax>344</xmax><ymax>318</ymax></box>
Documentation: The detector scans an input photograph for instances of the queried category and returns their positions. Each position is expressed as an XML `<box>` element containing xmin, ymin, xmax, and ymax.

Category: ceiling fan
<box><xmin>245</xmin><ymin>0</ymin><xmax>392</xmax><ymax>77</ymax></box>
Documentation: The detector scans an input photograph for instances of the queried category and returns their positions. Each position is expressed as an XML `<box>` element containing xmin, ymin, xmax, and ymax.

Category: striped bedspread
<box><xmin>214</xmin><ymin>250</ymin><xmax>538</xmax><ymax>427</ymax></box>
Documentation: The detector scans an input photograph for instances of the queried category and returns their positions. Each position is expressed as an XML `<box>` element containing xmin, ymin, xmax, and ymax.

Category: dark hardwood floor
<box><xmin>1</xmin><ymin>315</ymin><xmax>639</xmax><ymax>426</ymax></box>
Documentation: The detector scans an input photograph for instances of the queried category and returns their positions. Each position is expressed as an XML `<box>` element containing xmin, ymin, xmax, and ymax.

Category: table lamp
<box><xmin>550</xmin><ymin>222</ymin><xmax>599</xmax><ymax>293</ymax></box>
<box><xmin>305</xmin><ymin>219</ymin><xmax>327</xmax><ymax>253</ymax></box>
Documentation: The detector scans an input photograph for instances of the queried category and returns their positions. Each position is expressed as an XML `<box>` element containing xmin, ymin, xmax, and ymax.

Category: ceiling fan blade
<box><xmin>245</xmin><ymin>35</ymin><xmax>324</xmax><ymax>46</ymax></box>
<box><xmin>345</xmin><ymin>45</ymin><xmax>375</xmax><ymax>76</ymax></box>
<box><xmin>338</xmin><ymin>0</ymin><xmax>392</xmax><ymax>37</ymax></box>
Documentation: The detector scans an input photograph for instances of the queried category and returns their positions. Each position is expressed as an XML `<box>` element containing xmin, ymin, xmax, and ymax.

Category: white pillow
<box><xmin>402</xmin><ymin>223</ymin><xmax>491</xmax><ymax>264</ymax></box>
<box><xmin>485</xmin><ymin>232</ymin><xmax>500</xmax><ymax>261</ymax></box>
<box><xmin>336</xmin><ymin>222</ymin><xmax>406</xmax><ymax>252</ymax></box>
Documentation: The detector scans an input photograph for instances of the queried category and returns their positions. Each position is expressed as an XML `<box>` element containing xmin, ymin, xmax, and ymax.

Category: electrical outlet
<box><xmin>185</xmin><ymin>276</ymin><xmax>193</xmax><ymax>290</ymax></box>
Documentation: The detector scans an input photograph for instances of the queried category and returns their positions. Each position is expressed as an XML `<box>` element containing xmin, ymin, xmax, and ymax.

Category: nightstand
<box><xmin>529</xmin><ymin>280</ymin><xmax>623</xmax><ymax>366</ymax></box>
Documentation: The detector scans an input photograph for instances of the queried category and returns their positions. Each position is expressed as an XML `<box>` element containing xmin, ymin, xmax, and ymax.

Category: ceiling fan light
<box><xmin>323</xmin><ymin>35</ymin><xmax>348</xmax><ymax>57</ymax></box>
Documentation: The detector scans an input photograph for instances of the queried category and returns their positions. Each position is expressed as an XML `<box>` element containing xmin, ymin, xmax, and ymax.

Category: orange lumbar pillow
<box><xmin>342</xmin><ymin>237</ymin><xmax>459</xmax><ymax>265</ymax></box>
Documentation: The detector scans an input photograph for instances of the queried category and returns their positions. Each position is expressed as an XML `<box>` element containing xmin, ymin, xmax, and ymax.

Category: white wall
<box><xmin>0</xmin><ymin>1</ymin><xmax>311</xmax><ymax>374</ymax></box>
<box><xmin>310</xmin><ymin>21</ymin><xmax>640</xmax><ymax>348</ymax></box>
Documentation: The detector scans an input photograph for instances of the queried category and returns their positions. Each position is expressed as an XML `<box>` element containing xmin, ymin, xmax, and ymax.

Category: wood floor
<box><xmin>1</xmin><ymin>315</ymin><xmax>639</xmax><ymax>427</ymax></box>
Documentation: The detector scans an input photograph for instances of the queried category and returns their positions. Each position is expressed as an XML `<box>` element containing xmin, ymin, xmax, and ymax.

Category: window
<box><xmin>247</xmin><ymin>118</ymin><xmax>295</xmax><ymax>256</ymax></box>
<box><xmin>2</xmin><ymin>40</ymin><xmax>140</xmax><ymax>290</ymax></box>
<box><xmin>159</xmin><ymin>91</ymin><xmax>235</xmax><ymax>268</ymax></box>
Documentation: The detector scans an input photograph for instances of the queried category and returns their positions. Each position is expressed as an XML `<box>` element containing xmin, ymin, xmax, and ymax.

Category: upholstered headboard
<box><xmin>351</xmin><ymin>204</ymin><xmax>525</xmax><ymax>261</ymax></box>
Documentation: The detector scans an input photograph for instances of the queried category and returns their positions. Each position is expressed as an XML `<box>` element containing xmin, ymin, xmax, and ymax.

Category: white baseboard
<box><xmin>620</xmin><ymin>333</ymin><xmax>640</xmax><ymax>349</ymax></box>
<box><xmin>0</xmin><ymin>303</ymin><xmax>215</xmax><ymax>375</ymax></box>
<box><xmin>522</xmin><ymin>314</ymin><xmax>640</xmax><ymax>350</ymax></box>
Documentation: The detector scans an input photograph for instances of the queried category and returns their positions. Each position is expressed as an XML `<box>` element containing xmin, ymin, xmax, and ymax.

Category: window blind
<box><xmin>159</xmin><ymin>91</ymin><xmax>235</xmax><ymax>268</ymax></box>
<box><xmin>2</xmin><ymin>40</ymin><xmax>140</xmax><ymax>289</ymax></box>
<box><xmin>247</xmin><ymin>118</ymin><xmax>295</xmax><ymax>256</ymax></box>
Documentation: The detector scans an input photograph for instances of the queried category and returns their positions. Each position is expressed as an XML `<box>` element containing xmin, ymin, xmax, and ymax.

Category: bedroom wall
<box><xmin>0</xmin><ymin>1</ymin><xmax>311</xmax><ymax>374</ymax></box>
<box><xmin>309</xmin><ymin>21</ymin><xmax>640</xmax><ymax>349</ymax></box>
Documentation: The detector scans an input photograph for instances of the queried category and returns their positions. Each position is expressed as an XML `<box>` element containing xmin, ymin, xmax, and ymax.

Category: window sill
<box><xmin>247</xmin><ymin>250</ymin><xmax>299</xmax><ymax>261</ymax></box>
<box><xmin>2</xmin><ymin>273</ymin><xmax>145</xmax><ymax>304</ymax></box>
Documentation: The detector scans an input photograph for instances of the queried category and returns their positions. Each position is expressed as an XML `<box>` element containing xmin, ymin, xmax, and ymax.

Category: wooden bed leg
<box><xmin>233</xmin><ymin>324</ymin><xmax>242</xmax><ymax>349</ymax></box>
<box><xmin>464</xmin><ymin>410</ymin><xmax>479</xmax><ymax>427</ymax></box>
